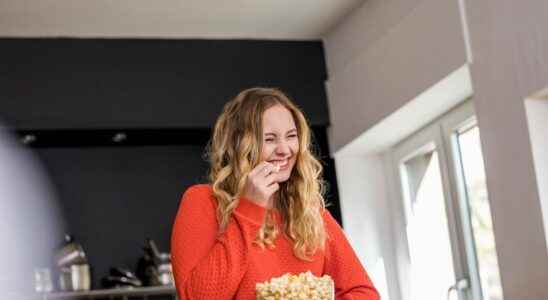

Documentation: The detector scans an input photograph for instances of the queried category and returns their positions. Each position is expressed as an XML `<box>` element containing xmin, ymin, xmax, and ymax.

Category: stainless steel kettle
<box><xmin>55</xmin><ymin>234</ymin><xmax>91</xmax><ymax>291</ymax></box>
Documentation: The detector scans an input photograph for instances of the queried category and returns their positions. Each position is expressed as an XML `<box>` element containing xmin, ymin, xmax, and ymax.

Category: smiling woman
<box><xmin>170</xmin><ymin>87</ymin><xmax>380</xmax><ymax>300</ymax></box>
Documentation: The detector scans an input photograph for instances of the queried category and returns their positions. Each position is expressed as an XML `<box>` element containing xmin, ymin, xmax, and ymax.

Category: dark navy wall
<box><xmin>0</xmin><ymin>38</ymin><xmax>328</xmax><ymax>129</ymax></box>
<box><xmin>0</xmin><ymin>38</ymin><xmax>341</xmax><ymax>290</ymax></box>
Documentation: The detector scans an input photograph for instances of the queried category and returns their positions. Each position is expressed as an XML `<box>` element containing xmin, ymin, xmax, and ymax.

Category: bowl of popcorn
<box><xmin>255</xmin><ymin>271</ymin><xmax>334</xmax><ymax>300</ymax></box>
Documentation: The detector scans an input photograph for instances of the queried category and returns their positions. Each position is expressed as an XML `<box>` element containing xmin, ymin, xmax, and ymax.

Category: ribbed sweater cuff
<box><xmin>234</xmin><ymin>196</ymin><xmax>267</xmax><ymax>226</ymax></box>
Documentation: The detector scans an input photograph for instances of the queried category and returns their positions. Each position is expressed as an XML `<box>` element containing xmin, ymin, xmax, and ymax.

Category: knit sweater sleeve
<box><xmin>322</xmin><ymin>209</ymin><xmax>381</xmax><ymax>300</ymax></box>
<box><xmin>170</xmin><ymin>185</ymin><xmax>266</xmax><ymax>300</ymax></box>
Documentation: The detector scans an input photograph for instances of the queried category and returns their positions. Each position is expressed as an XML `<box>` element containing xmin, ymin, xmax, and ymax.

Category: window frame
<box><xmin>389</xmin><ymin>100</ymin><xmax>481</xmax><ymax>300</ymax></box>
<box><xmin>440</xmin><ymin>100</ymin><xmax>487</xmax><ymax>300</ymax></box>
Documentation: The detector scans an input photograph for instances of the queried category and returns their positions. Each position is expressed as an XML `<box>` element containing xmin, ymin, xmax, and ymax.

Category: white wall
<box><xmin>464</xmin><ymin>0</ymin><xmax>548</xmax><ymax>298</ymax></box>
<box><xmin>324</xmin><ymin>0</ymin><xmax>467</xmax><ymax>153</ymax></box>
<box><xmin>334</xmin><ymin>154</ymin><xmax>399</xmax><ymax>300</ymax></box>
<box><xmin>323</xmin><ymin>0</ymin><xmax>548</xmax><ymax>298</ymax></box>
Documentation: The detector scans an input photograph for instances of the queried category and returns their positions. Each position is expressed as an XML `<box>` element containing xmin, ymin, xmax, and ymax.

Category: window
<box><xmin>445</xmin><ymin>114</ymin><xmax>503</xmax><ymax>300</ymax></box>
<box><xmin>390</xmin><ymin>100</ymin><xmax>502</xmax><ymax>300</ymax></box>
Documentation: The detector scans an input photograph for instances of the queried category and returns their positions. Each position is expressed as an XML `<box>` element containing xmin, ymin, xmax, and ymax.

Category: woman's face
<box><xmin>260</xmin><ymin>104</ymin><xmax>300</xmax><ymax>183</ymax></box>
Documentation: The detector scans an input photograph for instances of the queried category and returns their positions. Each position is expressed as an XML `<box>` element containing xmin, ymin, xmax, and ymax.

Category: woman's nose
<box><xmin>275</xmin><ymin>140</ymin><xmax>291</xmax><ymax>154</ymax></box>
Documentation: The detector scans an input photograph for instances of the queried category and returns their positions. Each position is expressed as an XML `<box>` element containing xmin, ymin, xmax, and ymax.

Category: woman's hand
<box><xmin>242</xmin><ymin>161</ymin><xmax>280</xmax><ymax>208</ymax></box>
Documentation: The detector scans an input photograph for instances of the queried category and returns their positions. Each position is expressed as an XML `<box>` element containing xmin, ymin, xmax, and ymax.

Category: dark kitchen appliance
<box><xmin>101</xmin><ymin>267</ymin><xmax>143</xmax><ymax>288</ymax></box>
<box><xmin>136</xmin><ymin>238</ymin><xmax>174</xmax><ymax>286</ymax></box>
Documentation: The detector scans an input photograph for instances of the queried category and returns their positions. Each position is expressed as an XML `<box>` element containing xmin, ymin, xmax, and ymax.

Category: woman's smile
<box><xmin>268</xmin><ymin>159</ymin><xmax>289</xmax><ymax>170</ymax></box>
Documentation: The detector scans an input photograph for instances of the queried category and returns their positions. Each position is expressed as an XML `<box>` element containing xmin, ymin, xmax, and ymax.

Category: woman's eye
<box><xmin>288</xmin><ymin>134</ymin><xmax>298</xmax><ymax>139</ymax></box>
<box><xmin>265</xmin><ymin>138</ymin><xmax>275</xmax><ymax>143</ymax></box>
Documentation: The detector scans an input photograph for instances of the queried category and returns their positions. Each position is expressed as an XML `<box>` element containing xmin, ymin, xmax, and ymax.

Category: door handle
<box><xmin>447</xmin><ymin>278</ymin><xmax>469</xmax><ymax>300</ymax></box>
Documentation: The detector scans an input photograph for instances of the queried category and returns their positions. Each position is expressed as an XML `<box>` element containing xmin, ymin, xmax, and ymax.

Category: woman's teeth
<box><xmin>270</xmin><ymin>160</ymin><xmax>288</xmax><ymax>169</ymax></box>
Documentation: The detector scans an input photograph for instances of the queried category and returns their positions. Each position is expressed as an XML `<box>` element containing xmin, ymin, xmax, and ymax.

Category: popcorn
<box><xmin>256</xmin><ymin>271</ymin><xmax>334</xmax><ymax>300</ymax></box>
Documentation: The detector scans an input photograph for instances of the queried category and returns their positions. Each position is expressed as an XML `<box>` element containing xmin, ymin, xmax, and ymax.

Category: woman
<box><xmin>170</xmin><ymin>87</ymin><xmax>380</xmax><ymax>299</ymax></box>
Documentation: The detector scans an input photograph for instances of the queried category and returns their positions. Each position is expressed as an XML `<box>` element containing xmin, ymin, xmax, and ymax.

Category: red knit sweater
<box><xmin>170</xmin><ymin>184</ymin><xmax>380</xmax><ymax>300</ymax></box>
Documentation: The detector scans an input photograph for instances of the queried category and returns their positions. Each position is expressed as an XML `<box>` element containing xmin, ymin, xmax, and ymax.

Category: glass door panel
<box><xmin>400</xmin><ymin>147</ymin><xmax>457</xmax><ymax>299</ymax></box>
<box><xmin>455</xmin><ymin>125</ymin><xmax>503</xmax><ymax>300</ymax></box>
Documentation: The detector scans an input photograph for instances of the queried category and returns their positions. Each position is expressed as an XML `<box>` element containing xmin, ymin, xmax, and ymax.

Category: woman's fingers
<box><xmin>251</xmin><ymin>161</ymin><xmax>279</xmax><ymax>178</ymax></box>
<box><xmin>242</xmin><ymin>161</ymin><xmax>280</xmax><ymax>208</ymax></box>
<box><xmin>249</xmin><ymin>161</ymin><xmax>271</xmax><ymax>177</ymax></box>
<box><xmin>264</xmin><ymin>171</ymin><xmax>279</xmax><ymax>186</ymax></box>
<box><xmin>266</xmin><ymin>182</ymin><xmax>280</xmax><ymax>194</ymax></box>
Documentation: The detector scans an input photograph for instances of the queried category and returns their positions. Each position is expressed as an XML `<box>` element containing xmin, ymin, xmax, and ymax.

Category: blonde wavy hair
<box><xmin>205</xmin><ymin>87</ymin><xmax>328</xmax><ymax>261</ymax></box>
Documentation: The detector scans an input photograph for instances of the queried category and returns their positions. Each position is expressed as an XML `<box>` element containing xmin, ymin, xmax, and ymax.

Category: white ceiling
<box><xmin>0</xmin><ymin>0</ymin><xmax>364</xmax><ymax>40</ymax></box>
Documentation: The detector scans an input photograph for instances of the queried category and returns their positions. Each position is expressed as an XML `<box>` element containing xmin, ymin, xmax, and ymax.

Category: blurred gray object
<box><xmin>0</xmin><ymin>126</ymin><xmax>66</xmax><ymax>299</ymax></box>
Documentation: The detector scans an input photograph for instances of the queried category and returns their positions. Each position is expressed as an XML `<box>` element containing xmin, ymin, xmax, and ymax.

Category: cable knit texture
<box><xmin>170</xmin><ymin>184</ymin><xmax>380</xmax><ymax>300</ymax></box>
